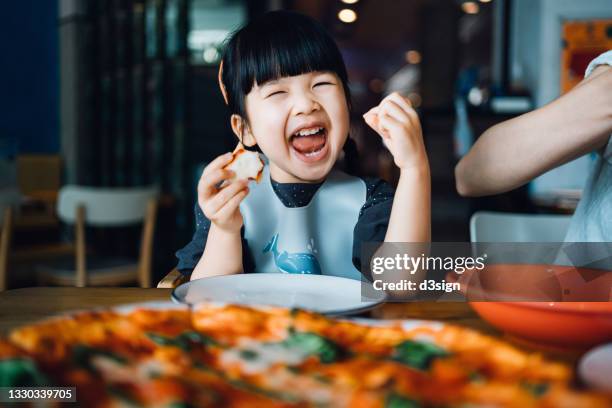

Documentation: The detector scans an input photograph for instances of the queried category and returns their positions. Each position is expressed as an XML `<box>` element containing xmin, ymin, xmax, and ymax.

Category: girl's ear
<box><xmin>230</xmin><ymin>114</ymin><xmax>257</xmax><ymax>147</ymax></box>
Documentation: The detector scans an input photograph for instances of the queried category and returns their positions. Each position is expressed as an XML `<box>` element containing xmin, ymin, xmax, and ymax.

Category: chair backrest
<box><xmin>16</xmin><ymin>154</ymin><xmax>62</xmax><ymax>195</ymax></box>
<box><xmin>0</xmin><ymin>188</ymin><xmax>20</xmax><ymax>291</ymax></box>
<box><xmin>0</xmin><ymin>206</ymin><xmax>12</xmax><ymax>291</ymax></box>
<box><xmin>0</xmin><ymin>187</ymin><xmax>21</xmax><ymax>225</ymax></box>
<box><xmin>470</xmin><ymin>211</ymin><xmax>572</xmax><ymax>242</ymax></box>
<box><xmin>57</xmin><ymin>186</ymin><xmax>159</xmax><ymax>226</ymax></box>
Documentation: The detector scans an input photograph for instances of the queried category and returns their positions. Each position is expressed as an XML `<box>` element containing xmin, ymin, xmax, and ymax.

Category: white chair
<box><xmin>36</xmin><ymin>186</ymin><xmax>159</xmax><ymax>288</ymax></box>
<box><xmin>470</xmin><ymin>211</ymin><xmax>572</xmax><ymax>242</ymax></box>
<box><xmin>469</xmin><ymin>211</ymin><xmax>575</xmax><ymax>267</ymax></box>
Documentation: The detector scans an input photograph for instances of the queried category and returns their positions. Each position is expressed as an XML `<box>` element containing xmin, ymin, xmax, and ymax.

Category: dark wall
<box><xmin>0</xmin><ymin>0</ymin><xmax>59</xmax><ymax>154</ymax></box>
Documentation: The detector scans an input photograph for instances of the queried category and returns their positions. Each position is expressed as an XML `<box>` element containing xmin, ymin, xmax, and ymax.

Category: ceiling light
<box><xmin>405</xmin><ymin>50</ymin><xmax>422</xmax><ymax>64</ymax></box>
<box><xmin>338</xmin><ymin>8</ymin><xmax>357</xmax><ymax>23</ymax></box>
<box><xmin>341</xmin><ymin>0</ymin><xmax>359</xmax><ymax>4</ymax></box>
<box><xmin>203</xmin><ymin>47</ymin><xmax>220</xmax><ymax>63</ymax></box>
<box><xmin>462</xmin><ymin>1</ymin><xmax>479</xmax><ymax>14</ymax></box>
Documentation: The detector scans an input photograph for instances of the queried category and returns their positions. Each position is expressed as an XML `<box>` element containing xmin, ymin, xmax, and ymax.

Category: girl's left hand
<box><xmin>363</xmin><ymin>92</ymin><xmax>428</xmax><ymax>171</ymax></box>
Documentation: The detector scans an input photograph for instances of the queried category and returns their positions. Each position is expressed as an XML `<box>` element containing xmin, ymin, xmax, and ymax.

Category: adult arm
<box><xmin>455</xmin><ymin>66</ymin><xmax>612</xmax><ymax>197</ymax></box>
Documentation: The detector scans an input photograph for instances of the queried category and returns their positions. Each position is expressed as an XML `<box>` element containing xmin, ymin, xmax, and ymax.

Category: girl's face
<box><xmin>242</xmin><ymin>71</ymin><xmax>350</xmax><ymax>183</ymax></box>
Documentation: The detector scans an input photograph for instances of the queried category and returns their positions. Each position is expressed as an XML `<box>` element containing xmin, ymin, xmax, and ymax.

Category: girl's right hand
<box><xmin>198</xmin><ymin>152</ymin><xmax>250</xmax><ymax>233</ymax></box>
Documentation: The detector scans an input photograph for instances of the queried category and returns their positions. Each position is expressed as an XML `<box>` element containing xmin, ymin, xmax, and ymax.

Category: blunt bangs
<box><xmin>221</xmin><ymin>11</ymin><xmax>350</xmax><ymax>118</ymax></box>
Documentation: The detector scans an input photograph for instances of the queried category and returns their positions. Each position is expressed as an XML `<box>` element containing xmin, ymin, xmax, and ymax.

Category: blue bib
<box><xmin>240</xmin><ymin>164</ymin><xmax>366</xmax><ymax>280</ymax></box>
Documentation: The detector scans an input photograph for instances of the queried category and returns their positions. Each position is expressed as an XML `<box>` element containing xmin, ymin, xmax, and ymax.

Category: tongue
<box><xmin>291</xmin><ymin>134</ymin><xmax>325</xmax><ymax>153</ymax></box>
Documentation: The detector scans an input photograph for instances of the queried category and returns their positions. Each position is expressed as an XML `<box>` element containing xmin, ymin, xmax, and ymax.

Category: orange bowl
<box><xmin>470</xmin><ymin>302</ymin><xmax>612</xmax><ymax>349</ymax></box>
<box><xmin>455</xmin><ymin>264</ymin><xmax>612</xmax><ymax>349</ymax></box>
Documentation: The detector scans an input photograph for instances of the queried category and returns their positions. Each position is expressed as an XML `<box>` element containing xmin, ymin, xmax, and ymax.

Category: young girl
<box><xmin>176</xmin><ymin>10</ymin><xmax>430</xmax><ymax>281</ymax></box>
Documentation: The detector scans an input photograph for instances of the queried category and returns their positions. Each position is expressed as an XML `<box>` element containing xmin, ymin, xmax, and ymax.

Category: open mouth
<box><xmin>289</xmin><ymin>126</ymin><xmax>328</xmax><ymax>162</ymax></box>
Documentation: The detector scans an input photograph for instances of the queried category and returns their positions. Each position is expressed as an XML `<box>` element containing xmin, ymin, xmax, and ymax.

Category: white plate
<box><xmin>171</xmin><ymin>273</ymin><xmax>386</xmax><ymax>316</ymax></box>
<box><xmin>579</xmin><ymin>343</ymin><xmax>612</xmax><ymax>393</ymax></box>
<box><xmin>347</xmin><ymin>317</ymin><xmax>444</xmax><ymax>331</ymax></box>
<box><xmin>112</xmin><ymin>301</ymin><xmax>189</xmax><ymax>315</ymax></box>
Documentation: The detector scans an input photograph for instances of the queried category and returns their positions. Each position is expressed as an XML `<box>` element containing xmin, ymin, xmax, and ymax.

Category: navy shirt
<box><xmin>175</xmin><ymin>176</ymin><xmax>394</xmax><ymax>278</ymax></box>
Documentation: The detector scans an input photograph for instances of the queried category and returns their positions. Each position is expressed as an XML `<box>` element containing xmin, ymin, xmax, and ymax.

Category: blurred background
<box><xmin>0</xmin><ymin>0</ymin><xmax>611</xmax><ymax>288</ymax></box>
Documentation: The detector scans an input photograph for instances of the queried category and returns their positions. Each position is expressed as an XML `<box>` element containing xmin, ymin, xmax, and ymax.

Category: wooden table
<box><xmin>0</xmin><ymin>287</ymin><xmax>582</xmax><ymax>364</ymax></box>
<box><xmin>0</xmin><ymin>287</ymin><xmax>172</xmax><ymax>333</ymax></box>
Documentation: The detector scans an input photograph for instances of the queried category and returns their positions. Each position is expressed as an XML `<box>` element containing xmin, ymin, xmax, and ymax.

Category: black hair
<box><xmin>220</xmin><ymin>10</ymin><xmax>359</xmax><ymax>176</ymax></box>
<box><xmin>220</xmin><ymin>10</ymin><xmax>351</xmax><ymax>119</ymax></box>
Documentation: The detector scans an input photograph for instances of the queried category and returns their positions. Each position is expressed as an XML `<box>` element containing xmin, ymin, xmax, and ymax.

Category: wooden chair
<box><xmin>16</xmin><ymin>154</ymin><xmax>62</xmax><ymax>216</ymax></box>
<box><xmin>36</xmin><ymin>186</ymin><xmax>159</xmax><ymax>288</ymax></box>
<box><xmin>16</xmin><ymin>154</ymin><xmax>62</xmax><ymax>193</ymax></box>
<box><xmin>0</xmin><ymin>187</ymin><xmax>22</xmax><ymax>291</ymax></box>
<box><xmin>0</xmin><ymin>207</ymin><xmax>12</xmax><ymax>292</ymax></box>
<box><xmin>157</xmin><ymin>268</ymin><xmax>187</xmax><ymax>288</ymax></box>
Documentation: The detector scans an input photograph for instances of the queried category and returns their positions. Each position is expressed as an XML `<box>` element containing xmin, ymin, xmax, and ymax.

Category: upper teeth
<box><xmin>295</xmin><ymin>127</ymin><xmax>323</xmax><ymax>137</ymax></box>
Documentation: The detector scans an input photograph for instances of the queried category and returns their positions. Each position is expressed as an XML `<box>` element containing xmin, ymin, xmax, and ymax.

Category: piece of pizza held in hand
<box><xmin>224</xmin><ymin>144</ymin><xmax>264</xmax><ymax>183</ymax></box>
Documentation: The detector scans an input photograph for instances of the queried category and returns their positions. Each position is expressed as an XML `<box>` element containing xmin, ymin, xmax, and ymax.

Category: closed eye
<box><xmin>314</xmin><ymin>82</ymin><xmax>334</xmax><ymax>87</ymax></box>
<box><xmin>266</xmin><ymin>90</ymin><xmax>286</xmax><ymax>98</ymax></box>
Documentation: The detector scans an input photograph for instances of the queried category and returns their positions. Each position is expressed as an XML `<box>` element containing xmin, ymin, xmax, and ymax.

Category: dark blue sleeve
<box><xmin>175</xmin><ymin>204</ymin><xmax>210</xmax><ymax>277</ymax></box>
<box><xmin>175</xmin><ymin>203</ymin><xmax>255</xmax><ymax>278</ymax></box>
<box><xmin>352</xmin><ymin>178</ymin><xmax>394</xmax><ymax>271</ymax></box>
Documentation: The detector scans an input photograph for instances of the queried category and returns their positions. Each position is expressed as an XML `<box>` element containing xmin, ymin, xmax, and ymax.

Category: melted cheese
<box><xmin>219</xmin><ymin>339</ymin><xmax>309</xmax><ymax>374</ymax></box>
<box><xmin>91</xmin><ymin>356</ymin><xmax>165</xmax><ymax>383</ymax></box>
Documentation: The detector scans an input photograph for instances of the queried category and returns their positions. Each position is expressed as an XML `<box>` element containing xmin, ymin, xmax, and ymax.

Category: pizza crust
<box><xmin>224</xmin><ymin>147</ymin><xmax>264</xmax><ymax>182</ymax></box>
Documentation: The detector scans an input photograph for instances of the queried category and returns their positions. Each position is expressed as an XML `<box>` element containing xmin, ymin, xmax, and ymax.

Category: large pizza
<box><xmin>0</xmin><ymin>302</ymin><xmax>609</xmax><ymax>407</ymax></box>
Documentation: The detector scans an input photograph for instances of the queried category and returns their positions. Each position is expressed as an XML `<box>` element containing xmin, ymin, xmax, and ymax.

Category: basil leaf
<box><xmin>469</xmin><ymin>371</ymin><xmax>485</xmax><ymax>383</ymax></box>
<box><xmin>146</xmin><ymin>331</ymin><xmax>216</xmax><ymax>351</ymax></box>
<box><xmin>522</xmin><ymin>382</ymin><xmax>549</xmax><ymax>397</ymax></box>
<box><xmin>392</xmin><ymin>340</ymin><xmax>449</xmax><ymax>370</ymax></box>
<box><xmin>146</xmin><ymin>333</ymin><xmax>181</xmax><ymax>347</ymax></box>
<box><xmin>72</xmin><ymin>345</ymin><xmax>127</xmax><ymax>371</ymax></box>
<box><xmin>167</xmin><ymin>403</ymin><xmax>195</xmax><ymax>408</ymax></box>
<box><xmin>0</xmin><ymin>358</ymin><xmax>50</xmax><ymax>387</ymax></box>
<box><xmin>178</xmin><ymin>331</ymin><xmax>217</xmax><ymax>346</ymax></box>
<box><xmin>385</xmin><ymin>393</ymin><xmax>421</xmax><ymax>408</ymax></box>
<box><xmin>239</xmin><ymin>349</ymin><xmax>259</xmax><ymax>361</ymax></box>
<box><xmin>283</xmin><ymin>332</ymin><xmax>345</xmax><ymax>363</ymax></box>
